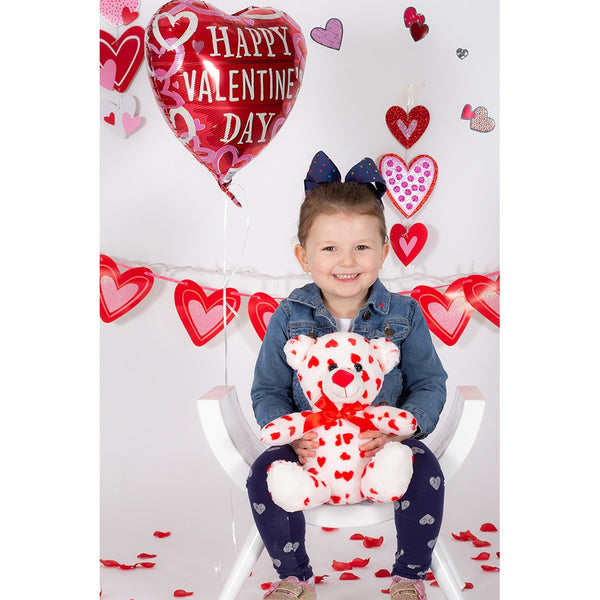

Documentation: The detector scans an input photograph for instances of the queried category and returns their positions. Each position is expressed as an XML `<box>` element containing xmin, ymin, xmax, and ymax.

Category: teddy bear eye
<box><xmin>328</xmin><ymin>362</ymin><xmax>338</xmax><ymax>372</ymax></box>
<box><xmin>354</xmin><ymin>363</ymin><xmax>363</xmax><ymax>372</ymax></box>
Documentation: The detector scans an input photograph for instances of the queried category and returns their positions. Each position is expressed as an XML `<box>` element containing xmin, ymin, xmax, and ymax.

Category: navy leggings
<box><xmin>246</xmin><ymin>439</ymin><xmax>444</xmax><ymax>581</ymax></box>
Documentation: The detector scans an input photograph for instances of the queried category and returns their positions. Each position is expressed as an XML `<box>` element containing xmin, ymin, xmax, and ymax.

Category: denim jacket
<box><xmin>250</xmin><ymin>279</ymin><xmax>447</xmax><ymax>439</ymax></box>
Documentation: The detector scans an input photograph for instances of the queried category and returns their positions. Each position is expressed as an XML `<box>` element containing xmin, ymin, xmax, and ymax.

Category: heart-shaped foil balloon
<box><xmin>145</xmin><ymin>1</ymin><xmax>307</xmax><ymax>205</ymax></box>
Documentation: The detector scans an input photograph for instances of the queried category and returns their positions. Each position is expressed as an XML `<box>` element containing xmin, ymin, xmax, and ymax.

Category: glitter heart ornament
<box><xmin>310</xmin><ymin>18</ymin><xmax>343</xmax><ymax>50</ymax></box>
<box><xmin>174</xmin><ymin>280</ymin><xmax>241</xmax><ymax>346</ymax></box>
<box><xmin>410</xmin><ymin>278</ymin><xmax>473</xmax><ymax>346</ymax></box>
<box><xmin>389</xmin><ymin>223</ymin><xmax>428</xmax><ymax>266</ymax></box>
<box><xmin>379</xmin><ymin>154</ymin><xmax>438</xmax><ymax>218</ymax></box>
<box><xmin>385</xmin><ymin>105</ymin><xmax>430</xmax><ymax>149</ymax></box>
<box><xmin>99</xmin><ymin>255</ymin><xmax>154</xmax><ymax>322</ymax></box>
<box><xmin>470</xmin><ymin>106</ymin><xmax>496</xmax><ymax>132</ymax></box>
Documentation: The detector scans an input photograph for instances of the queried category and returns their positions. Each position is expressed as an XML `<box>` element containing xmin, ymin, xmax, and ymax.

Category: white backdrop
<box><xmin>100</xmin><ymin>1</ymin><xmax>499</xmax><ymax>598</ymax></box>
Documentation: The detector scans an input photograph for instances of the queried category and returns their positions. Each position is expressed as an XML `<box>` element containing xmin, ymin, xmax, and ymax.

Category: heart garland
<box><xmin>462</xmin><ymin>274</ymin><xmax>500</xmax><ymax>327</ymax></box>
<box><xmin>99</xmin><ymin>255</ymin><xmax>154</xmax><ymax>323</ymax></box>
<box><xmin>379</xmin><ymin>154</ymin><xmax>438</xmax><ymax>219</ymax></box>
<box><xmin>410</xmin><ymin>278</ymin><xmax>473</xmax><ymax>346</ymax></box>
<box><xmin>174</xmin><ymin>280</ymin><xmax>241</xmax><ymax>346</ymax></box>
<box><xmin>389</xmin><ymin>223</ymin><xmax>428</xmax><ymax>266</ymax></box>
<box><xmin>385</xmin><ymin>106</ymin><xmax>430</xmax><ymax>149</ymax></box>
<box><xmin>248</xmin><ymin>292</ymin><xmax>279</xmax><ymax>341</ymax></box>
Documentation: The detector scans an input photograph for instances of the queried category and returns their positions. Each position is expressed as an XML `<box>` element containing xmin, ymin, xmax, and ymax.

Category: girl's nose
<box><xmin>338</xmin><ymin>251</ymin><xmax>356</xmax><ymax>267</ymax></box>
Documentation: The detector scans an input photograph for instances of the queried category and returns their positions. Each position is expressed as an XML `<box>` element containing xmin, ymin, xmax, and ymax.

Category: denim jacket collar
<box><xmin>287</xmin><ymin>278</ymin><xmax>392</xmax><ymax>319</ymax></box>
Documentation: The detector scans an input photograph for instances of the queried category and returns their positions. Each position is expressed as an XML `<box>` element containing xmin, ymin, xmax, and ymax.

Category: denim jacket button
<box><xmin>384</xmin><ymin>326</ymin><xmax>394</xmax><ymax>337</ymax></box>
<box><xmin>362</xmin><ymin>310</ymin><xmax>372</xmax><ymax>321</ymax></box>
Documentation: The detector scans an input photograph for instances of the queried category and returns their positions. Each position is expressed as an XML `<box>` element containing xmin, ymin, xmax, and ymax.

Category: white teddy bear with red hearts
<box><xmin>260</xmin><ymin>332</ymin><xmax>417</xmax><ymax>513</ymax></box>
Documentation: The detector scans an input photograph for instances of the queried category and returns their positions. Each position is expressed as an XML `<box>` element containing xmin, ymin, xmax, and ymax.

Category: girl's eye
<box><xmin>356</xmin><ymin>245</ymin><xmax>369</xmax><ymax>251</ymax></box>
<box><xmin>323</xmin><ymin>246</ymin><xmax>336</xmax><ymax>252</ymax></box>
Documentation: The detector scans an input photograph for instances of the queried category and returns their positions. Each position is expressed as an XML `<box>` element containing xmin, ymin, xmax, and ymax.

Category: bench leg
<box><xmin>431</xmin><ymin>537</ymin><xmax>466</xmax><ymax>600</ymax></box>
<box><xmin>218</xmin><ymin>525</ymin><xmax>265</xmax><ymax>600</ymax></box>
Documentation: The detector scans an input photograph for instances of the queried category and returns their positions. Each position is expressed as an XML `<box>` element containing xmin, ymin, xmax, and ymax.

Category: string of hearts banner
<box><xmin>100</xmin><ymin>254</ymin><xmax>499</xmax><ymax>347</ymax></box>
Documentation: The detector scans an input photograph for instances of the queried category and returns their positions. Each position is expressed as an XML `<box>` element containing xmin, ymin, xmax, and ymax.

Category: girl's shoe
<box><xmin>263</xmin><ymin>577</ymin><xmax>316</xmax><ymax>600</ymax></box>
<box><xmin>390</xmin><ymin>578</ymin><xmax>427</xmax><ymax>600</ymax></box>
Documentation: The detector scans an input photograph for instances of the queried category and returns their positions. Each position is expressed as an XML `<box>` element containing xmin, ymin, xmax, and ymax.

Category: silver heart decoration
<box><xmin>456</xmin><ymin>47</ymin><xmax>469</xmax><ymax>59</ymax></box>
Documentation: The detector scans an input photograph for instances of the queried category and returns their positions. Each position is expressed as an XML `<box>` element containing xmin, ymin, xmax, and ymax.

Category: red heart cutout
<box><xmin>99</xmin><ymin>255</ymin><xmax>154</xmax><ymax>323</ymax></box>
<box><xmin>410</xmin><ymin>22</ymin><xmax>429</xmax><ymax>42</ymax></box>
<box><xmin>145</xmin><ymin>1</ymin><xmax>306</xmax><ymax>194</ymax></box>
<box><xmin>103</xmin><ymin>112</ymin><xmax>116</xmax><ymax>126</ymax></box>
<box><xmin>461</xmin><ymin>104</ymin><xmax>476</xmax><ymax>120</ymax></box>
<box><xmin>410</xmin><ymin>278</ymin><xmax>473</xmax><ymax>346</ymax></box>
<box><xmin>99</xmin><ymin>26</ymin><xmax>145</xmax><ymax>93</ymax></box>
<box><xmin>174</xmin><ymin>280</ymin><xmax>241</xmax><ymax>346</ymax></box>
<box><xmin>248</xmin><ymin>292</ymin><xmax>279</xmax><ymax>340</ymax></box>
<box><xmin>121</xmin><ymin>7</ymin><xmax>139</xmax><ymax>25</ymax></box>
<box><xmin>389</xmin><ymin>223</ymin><xmax>428</xmax><ymax>266</ymax></box>
<box><xmin>462</xmin><ymin>274</ymin><xmax>500</xmax><ymax>327</ymax></box>
<box><xmin>404</xmin><ymin>7</ymin><xmax>425</xmax><ymax>27</ymax></box>
<box><xmin>385</xmin><ymin>105</ymin><xmax>430</xmax><ymax>149</ymax></box>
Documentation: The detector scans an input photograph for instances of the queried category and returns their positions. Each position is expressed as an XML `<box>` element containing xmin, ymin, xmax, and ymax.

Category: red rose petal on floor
<box><xmin>451</xmin><ymin>529</ymin><xmax>477</xmax><ymax>541</ymax></box>
<box><xmin>496</xmin><ymin>551</ymin><xmax>500</xmax><ymax>558</ymax></box>
<box><xmin>481</xmin><ymin>565</ymin><xmax>500</xmax><ymax>572</ymax></box>
<box><xmin>332</xmin><ymin>560</ymin><xmax>354</xmax><ymax>571</ymax></box>
<box><xmin>363</xmin><ymin>535</ymin><xmax>384</xmax><ymax>548</ymax></box>
<box><xmin>351</xmin><ymin>557</ymin><xmax>370</xmax><ymax>567</ymax></box>
<box><xmin>340</xmin><ymin>572</ymin><xmax>360</xmax><ymax>580</ymax></box>
<box><xmin>350</xmin><ymin>533</ymin><xmax>365</xmax><ymax>540</ymax></box>
<box><xmin>260</xmin><ymin>582</ymin><xmax>272</xmax><ymax>590</ymax></box>
<box><xmin>154</xmin><ymin>530</ymin><xmax>171</xmax><ymax>538</ymax></box>
<box><xmin>463</xmin><ymin>582</ymin><xmax>474</xmax><ymax>589</ymax></box>
<box><xmin>315</xmin><ymin>575</ymin><xmax>329</xmax><ymax>584</ymax></box>
<box><xmin>381</xmin><ymin>588</ymin><xmax>390</xmax><ymax>594</ymax></box>
<box><xmin>472</xmin><ymin>538</ymin><xmax>491</xmax><ymax>547</ymax></box>
<box><xmin>100</xmin><ymin>559</ymin><xmax>121</xmax><ymax>568</ymax></box>
<box><xmin>425</xmin><ymin>572</ymin><xmax>436</xmax><ymax>581</ymax></box>
<box><xmin>471</xmin><ymin>552</ymin><xmax>490</xmax><ymax>561</ymax></box>
<box><xmin>480</xmin><ymin>522</ymin><xmax>498</xmax><ymax>532</ymax></box>
<box><xmin>375</xmin><ymin>569</ymin><xmax>391</xmax><ymax>578</ymax></box>
<box><xmin>118</xmin><ymin>563</ymin><xmax>137</xmax><ymax>570</ymax></box>
<box><xmin>173</xmin><ymin>590</ymin><xmax>194</xmax><ymax>597</ymax></box>
<box><xmin>137</xmin><ymin>553</ymin><xmax>157</xmax><ymax>559</ymax></box>
<box><xmin>430</xmin><ymin>581</ymin><xmax>439</xmax><ymax>587</ymax></box>
<box><xmin>321</xmin><ymin>527</ymin><xmax>337</xmax><ymax>532</ymax></box>
<box><xmin>136</xmin><ymin>562</ymin><xmax>156</xmax><ymax>568</ymax></box>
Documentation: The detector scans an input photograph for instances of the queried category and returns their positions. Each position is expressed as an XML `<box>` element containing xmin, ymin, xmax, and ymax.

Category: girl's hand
<box><xmin>358</xmin><ymin>430</ymin><xmax>412</xmax><ymax>458</ymax></box>
<box><xmin>290</xmin><ymin>431</ymin><xmax>319</xmax><ymax>465</ymax></box>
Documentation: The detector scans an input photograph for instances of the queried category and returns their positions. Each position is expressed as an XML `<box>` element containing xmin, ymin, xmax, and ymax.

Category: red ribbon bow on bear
<box><xmin>303</xmin><ymin>396</ymin><xmax>374</xmax><ymax>433</ymax></box>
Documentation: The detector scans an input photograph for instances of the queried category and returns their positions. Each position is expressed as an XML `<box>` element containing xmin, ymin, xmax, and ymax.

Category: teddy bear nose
<box><xmin>331</xmin><ymin>369</ymin><xmax>355</xmax><ymax>388</ymax></box>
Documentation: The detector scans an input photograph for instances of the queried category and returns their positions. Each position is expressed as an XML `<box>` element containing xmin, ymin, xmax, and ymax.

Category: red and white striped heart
<box><xmin>379</xmin><ymin>154</ymin><xmax>438</xmax><ymax>218</ymax></box>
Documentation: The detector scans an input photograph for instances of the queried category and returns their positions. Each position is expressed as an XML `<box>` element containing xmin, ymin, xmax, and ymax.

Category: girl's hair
<box><xmin>297</xmin><ymin>181</ymin><xmax>387</xmax><ymax>246</ymax></box>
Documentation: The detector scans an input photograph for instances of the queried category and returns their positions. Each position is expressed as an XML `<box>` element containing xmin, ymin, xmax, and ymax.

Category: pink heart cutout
<box><xmin>100</xmin><ymin>59</ymin><xmax>117</xmax><ymax>90</ymax></box>
<box><xmin>310</xmin><ymin>18</ymin><xmax>343</xmax><ymax>50</ymax></box>
<box><xmin>122</xmin><ymin>112</ymin><xmax>142</xmax><ymax>136</ymax></box>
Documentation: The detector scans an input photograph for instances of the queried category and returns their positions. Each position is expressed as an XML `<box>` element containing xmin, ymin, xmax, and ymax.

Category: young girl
<box><xmin>247</xmin><ymin>151</ymin><xmax>447</xmax><ymax>600</ymax></box>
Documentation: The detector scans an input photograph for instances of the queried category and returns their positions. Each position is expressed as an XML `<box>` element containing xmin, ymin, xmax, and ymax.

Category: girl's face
<box><xmin>294</xmin><ymin>211</ymin><xmax>389</xmax><ymax>318</ymax></box>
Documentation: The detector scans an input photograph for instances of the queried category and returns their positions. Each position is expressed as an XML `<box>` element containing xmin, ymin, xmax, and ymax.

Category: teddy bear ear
<box><xmin>370</xmin><ymin>337</ymin><xmax>400</xmax><ymax>374</ymax></box>
<box><xmin>284</xmin><ymin>335</ymin><xmax>316</xmax><ymax>370</ymax></box>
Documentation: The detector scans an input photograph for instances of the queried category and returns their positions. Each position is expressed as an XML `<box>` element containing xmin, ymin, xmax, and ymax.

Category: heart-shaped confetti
<box><xmin>99</xmin><ymin>26</ymin><xmax>145</xmax><ymax>93</ymax></box>
<box><xmin>462</xmin><ymin>274</ymin><xmax>499</xmax><ymax>327</ymax></box>
<box><xmin>470</xmin><ymin>106</ymin><xmax>495</xmax><ymax>132</ymax></box>
<box><xmin>174</xmin><ymin>281</ymin><xmax>241</xmax><ymax>346</ymax></box>
<box><xmin>99</xmin><ymin>255</ymin><xmax>154</xmax><ymax>323</ymax></box>
<box><xmin>389</xmin><ymin>223</ymin><xmax>428</xmax><ymax>266</ymax></box>
<box><xmin>404</xmin><ymin>7</ymin><xmax>425</xmax><ymax>27</ymax></box>
<box><xmin>461</xmin><ymin>104</ymin><xmax>476</xmax><ymax>120</ymax></box>
<box><xmin>385</xmin><ymin>105</ymin><xmax>430</xmax><ymax>149</ymax></box>
<box><xmin>410</xmin><ymin>22</ymin><xmax>429</xmax><ymax>42</ymax></box>
<box><xmin>379</xmin><ymin>154</ymin><xmax>438</xmax><ymax>219</ymax></box>
<box><xmin>410</xmin><ymin>278</ymin><xmax>473</xmax><ymax>346</ymax></box>
<box><xmin>456</xmin><ymin>48</ymin><xmax>469</xmax><ymax>59</ymax></box>
<box><xmin>310</xmin><ymin>18</ymin><xmax>343</xmax><ymax>50</ymax></box>
<box><xmin>248</xmin><ymin>292</ymin><xmax>279</xmax><ymax>340</ymax></box>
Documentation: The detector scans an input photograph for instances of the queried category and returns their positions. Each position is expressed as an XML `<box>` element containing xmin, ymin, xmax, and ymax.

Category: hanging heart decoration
<box><xmin>385</xmin><ymin>105</ymin><xmax>430</xmax><ymax>149</ymax></box>
<box><xmin>174</xmin><ymin>280</ymin><xmax>241</xmax><ymax>346</ymax></box>
<box><xmin>99</xmin><ymin>255</ymin><xmax>154</xmax><ymax>323</ymax></box>
<box><xmin>389</xmin><ymin>223</ymin><xmax>428</xmax><ymax>266</ymax></box>
<box><xmin>462</xmin><ymin>274</ymin><xmax>500</xmax><ymax>327</ymax></box>
<box><xmin>145</xmin><ymin>1</ymin><xmax>306</xmax><ymax>206</ymax></box>
<box><xmin>379</xmin><ymin>154</ymin><xmax>438</xmax><ymax>218</ymax></box>
<box><xmin>99</xmin><ymin>27</ymin><xmax>145</xmax><ymax>93</ymax></box>
<box><xmin>248</xmin><ymin>292</ymin><xmax>279</xmax><ymax>340</ymax></box>
<box><xmin>100</xmin><ymin>0</ymin><xmax>139</xmax><ymax>27</ymax></box>
<box><xmin>410</xmin><ymin>278</ymin><xmax>473</xmax><ymax>346</ymax></box>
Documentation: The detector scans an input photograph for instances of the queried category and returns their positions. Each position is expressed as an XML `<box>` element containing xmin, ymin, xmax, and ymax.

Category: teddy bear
<box><xmin>259</xmin><ymin>332</ymin><xmax>417</xmax><ymax>513</ymax></box>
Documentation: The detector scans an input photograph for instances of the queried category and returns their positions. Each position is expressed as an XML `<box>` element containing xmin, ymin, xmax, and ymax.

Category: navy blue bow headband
<box><xmin>304</xmin><ymin>150</ymin><xmax>387</xmax><ymax>201</ymax></box>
